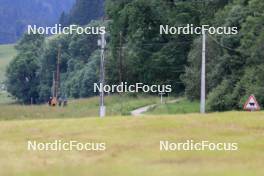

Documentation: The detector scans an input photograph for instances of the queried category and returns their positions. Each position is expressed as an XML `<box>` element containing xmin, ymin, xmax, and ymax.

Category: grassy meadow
<box><xmin>0</xmin><ymin>95</ymin><xmax>161</xmax><ymax>120</ymax></box>
<box><xmin>147</xmin><ymin>99</ymin><xmax>200</xmax><ymax>115</ymax></box>
<box><xmin>0</xmin><ymin>111</ymin><xmax>263</xmax><ymax>176</ymax></box>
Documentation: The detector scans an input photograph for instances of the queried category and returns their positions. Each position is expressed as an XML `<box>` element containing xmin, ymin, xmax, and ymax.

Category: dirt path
<box><xmin>130</xmin><ymin>104</ymin><xmax>157</xmax><ymax>116</ymax></box>
<box><xmin>131</xmin><ymin>99</ymin><xmax>181</xmax><ymax>116</ymax></box>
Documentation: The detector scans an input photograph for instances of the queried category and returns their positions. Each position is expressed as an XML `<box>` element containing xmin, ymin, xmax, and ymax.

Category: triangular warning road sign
<box><xmin>243</xmin><ymin>95</ymin><xmax>260</xmax><ymax>111</ymax></box>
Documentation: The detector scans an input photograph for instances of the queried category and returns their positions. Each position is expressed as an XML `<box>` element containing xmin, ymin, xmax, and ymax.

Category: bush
<box><xmin>207</xmin><ymin>79</ymin><xmax>236</xmax><ymax>111</ymax></box>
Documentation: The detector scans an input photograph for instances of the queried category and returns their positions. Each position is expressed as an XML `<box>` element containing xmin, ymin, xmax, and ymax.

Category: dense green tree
<box><xmin>184</xmin><ymin>0</ymin><xmax>264</xmax><ymax>111</ymax></box>
<box><xmin>105</xmin><ymin>0</ymin><xmax>227</xmax><ymax>94</ymax></box>
<box><xmin>6</xmin><ymin>34</ymin><xmax>45</xmax><ymax>103</ymax></box>
<box><xmin>39</xmin><ymin>22</ymin><xmax>102</xmax><ymax>101</ymax></box>
<box><xmin>7</xmin><ymin>21</ymin><xmax>102</xmax><ymax>103</ymax></box>
<box><xmin>63</xmin><ymin>51</ymin><xmax>100</xmax><ymax>98</ymax></box>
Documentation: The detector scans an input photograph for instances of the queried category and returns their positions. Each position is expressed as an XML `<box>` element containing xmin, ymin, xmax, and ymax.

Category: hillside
<box><xmin>0</xmin><ymin>112</ymin><xmax>263</xmax><ymax>176</ymax></box>
<box><xmin>0</xmin><ymin>0</ymin><xmax>75</xmax><ymax>44</ymax></box>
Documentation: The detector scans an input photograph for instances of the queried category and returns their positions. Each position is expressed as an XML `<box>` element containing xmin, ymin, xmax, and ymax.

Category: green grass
<box><xmin>0</xmin><ymin>94</ymin><xmax>160</xmax><ymax>120</ymax></box>
<box><xmin>0</xmin><ymin>44</ymin><xmax>16</xmax><ymax>82</ymax></box>
<box><xmin>0</xmin><ymin>111</ymin><xmax>263</xmax><ymax>176</ymax></box>
<box><xmin>147</xmin><ymin>99</ymin><xmax>200</xmax><ymax>115</ymax></box>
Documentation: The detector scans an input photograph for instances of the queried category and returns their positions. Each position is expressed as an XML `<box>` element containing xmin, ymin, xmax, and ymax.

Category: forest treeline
<box><xmin>6</xmin><ymin>0</ymin><xmax>264</xmax><ymax>111</ymax></box>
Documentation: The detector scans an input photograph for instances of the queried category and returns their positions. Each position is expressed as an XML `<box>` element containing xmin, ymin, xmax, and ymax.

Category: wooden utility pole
<box><xmin>118</xmin><ymin>31</ymin><xmax>125</xmax><ymax>115</ymax></box>
<box><xmin>52</xmin><ymin>71</ymin><xmax>56</xmax><ymax>97</ymax></box>
<box><xmin>55</xmin><ymin>44</ymin><xmax>61</xmax><ymax>99</ymax></box>
<box><xmin>118</xmin><ymin>31</ymin><xmax>123</xmax><ymax>83</ymax></box>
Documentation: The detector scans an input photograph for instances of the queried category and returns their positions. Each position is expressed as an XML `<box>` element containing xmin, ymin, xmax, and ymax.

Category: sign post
<box><xmin>159</xmin><ymin>92</ymin><xmax>166</xmax><ymax>104</ymax></box>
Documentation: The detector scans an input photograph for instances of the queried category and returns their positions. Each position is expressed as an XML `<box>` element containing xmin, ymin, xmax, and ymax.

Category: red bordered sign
<box><xmin>243</xmin><ymin>95</ymin><xmax>260</xmax><ymax>111</ymax></box>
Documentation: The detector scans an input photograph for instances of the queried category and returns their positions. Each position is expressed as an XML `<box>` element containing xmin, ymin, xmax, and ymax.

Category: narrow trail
<box><xmin>131</xmin><ymin>99</ymin><xmax>181</xmax><ymax>116</ymax></box>
<box><xmin>131</xmin><ymin>104</ymin><xmax>157</xmax><ymax>116</ymax></box>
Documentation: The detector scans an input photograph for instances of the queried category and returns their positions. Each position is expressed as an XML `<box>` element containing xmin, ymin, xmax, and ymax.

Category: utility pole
<box><xmin>98</xmin><ymin>32</ymin><xmax>106</xmax><ymax>118</ymax></box>
<box><xmin>52</xmin><ymin>71</ymin><xmax>56</xmax><ymax>97</ymax></box>
<box><xmin>118</xmin><ymin>31</ymin><xmax>124</xmax><ymax>115</ymax></box>
<box><xmin>55</xmin><ymin>44</ymin><xmax>61</xmax><ymax>99</ymax></box>
<box><xmin>200</xmin><ymin>32</ymin><xmax>206</xmax><ymax>114</ymax></box>
<box><xmin>118</xmin><ymin>31</ymin><xmax>123</xmax><ymax>83</ymax></box>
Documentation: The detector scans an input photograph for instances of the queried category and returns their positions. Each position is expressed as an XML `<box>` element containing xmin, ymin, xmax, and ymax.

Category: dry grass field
<box><xmin>0</xmin><ymin>111</ymin><xmax>263</xmax><ymax>176</ymax></box>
